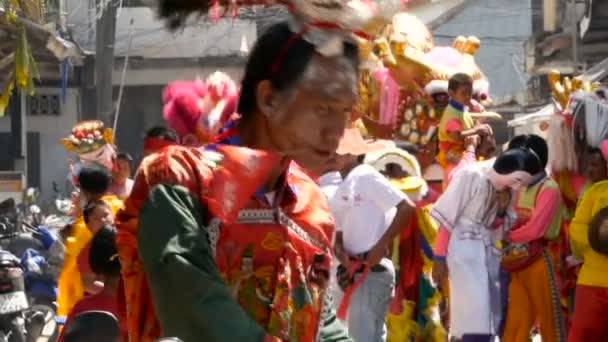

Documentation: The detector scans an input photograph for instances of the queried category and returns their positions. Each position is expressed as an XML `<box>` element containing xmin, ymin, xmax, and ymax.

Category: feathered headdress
<box><xmin>157</xmin><ymin>0</ymin><xmax>403</xmax><ymax>57</ymax></box>
<box><xmin>163</xmin><ymin>71</ymin><xmax>239</xmax><ymax>145</ymax></box>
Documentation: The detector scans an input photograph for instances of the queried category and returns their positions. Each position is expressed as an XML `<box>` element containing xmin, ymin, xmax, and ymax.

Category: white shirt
<box><xmin>332</xmin><ymin>164</ymin><xmax>406</xmax><ymax>255</ymax></box>
<box><xmin>318</xmin><ymin>171</ymin><xmax>343</xmax><ymax>216</ymax></box>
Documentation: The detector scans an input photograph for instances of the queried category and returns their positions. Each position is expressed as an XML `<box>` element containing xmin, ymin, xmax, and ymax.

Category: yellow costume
<box><xmin>569</xmin><ymin>180</ymin><xmax>608</xmax><ymax>288</ymax></box>
<box><xmin>56</xmin><ymin>195</ymin><xmax>123</xmax><ymax>316</ymax></box>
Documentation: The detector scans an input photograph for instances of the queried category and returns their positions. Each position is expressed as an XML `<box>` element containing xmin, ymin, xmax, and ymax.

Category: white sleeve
<box><xmin>430</xmin><ymin>168</ymin><xmax>475</xmax><ymax>232</ymax></box>
<box><xmin>358</xmin><ymin>168</ymin><xmax>407</xmax><ymax>212</ymax></box>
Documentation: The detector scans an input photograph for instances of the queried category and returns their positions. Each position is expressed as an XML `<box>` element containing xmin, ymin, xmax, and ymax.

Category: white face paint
<box><xmin>492</xmin><ymin>170</ymin><xmax>534</xmax><ymax>191</ymax></box>
<box><xmin>299</xmin><ymin>54</ymin><xmax>358</xmax><ymax>98</ymax></box>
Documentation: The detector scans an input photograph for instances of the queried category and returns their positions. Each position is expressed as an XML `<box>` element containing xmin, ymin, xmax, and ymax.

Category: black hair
<box><xmin>507</xmin><ymin>134</ymin><xmax>548</xmax><ymax>169</ymax></box>
<box><xmin>448</xmin><ymin>73</ymin><xmax>474</xmax><ymax>92</ymax></box>
<box><xmin>588</xmin><ymin>147</ymin><xmax>605</xmax><ymax>158</ymax></box>
<box><xmin>145</xmin><ymin>126</ymin><xmax>178</xmax><ymax>143</ymax></box>
<box><xmin>88</xmin><ymin>225</ymin><xmax>121</xmax><ymax>278</ymax></box>
<box><xmin>493</xmin><ymin>148</ymin><xmax>543</xmax><ymax>176</ymax></box>
<box><xmin>63</xmin><ymin>311</ymin><xmax>120</xmax><ymax>342</ymax></box>
<box><xmin>237</xmin><ymin>21</ymin><xmax>360</xmax><ymax>117</ymax></box>
<box><xmin>394</xmin><ymin>141</ymin><xmax>419</xmax><ymax>155</ymax></box>
<box><xmin>116</xmin><ymin>152</ymin><xmax>133</xmax><ymax>163</ymax></box>
<box><xmin>83</xmin><ymin>200</ymin><xmax>110</xmax><ymax>225</ymax></box>
<box><xmin>77</xmin><ymin>165</ymin><xmax>111</xmax><ymax>196</ymax></box>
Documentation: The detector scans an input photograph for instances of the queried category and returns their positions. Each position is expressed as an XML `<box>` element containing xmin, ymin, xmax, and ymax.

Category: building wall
<box><xmin>0</xmin><ymin>88</ymin><xmax>80</xmax><ymax>199</ymax></box>
<box><xmin>433</xmin><ymin>0</ymin><xmax>532</xmax><ymax>101</ymax></box>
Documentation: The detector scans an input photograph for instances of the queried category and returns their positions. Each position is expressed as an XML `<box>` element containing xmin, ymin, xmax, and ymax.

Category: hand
<box><xmin>334</xmin><ymin>242</ymin><xmax>350</xmax><ymax>268</ymax></box>
<box><xmin>365</xmin><ymin>242</ymin><xmax>387</xmax><ymax>266</ymax></box>
<box><xmin>464</xmin><ymin>135</ymin><xmax>480</xmax><ymax>150</ymax></box>
<box><xmin>475</xmin><ymin>123</ymin><xmax>493</xmax><ymax>136</ymax></box>
<box><xmin>34</xmin><ymin>226</ymin><xmax>57</xmax><ymax>250</ymax></box>
<box><xmin>431</xmin><ymin>259</ymin><xmax>448</xmax><ymax>290</ymax></box>
<box><xmin>566</xmin><ymin>255</ymin><xmax>582</xmax><ymax>267</ymax></box>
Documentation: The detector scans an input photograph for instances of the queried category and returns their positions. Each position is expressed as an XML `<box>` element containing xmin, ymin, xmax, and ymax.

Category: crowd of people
<box><xmin>43</xmin><ymin>1</ymin><xmax>608</xmax><ymax>342</ymax></box>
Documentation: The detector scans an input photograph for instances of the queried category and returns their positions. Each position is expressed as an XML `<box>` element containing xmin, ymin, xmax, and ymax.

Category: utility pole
<box><xmin>96</xmin><ymin>0</ymin><xmax>118</xmax><ymax>126</ymax></box>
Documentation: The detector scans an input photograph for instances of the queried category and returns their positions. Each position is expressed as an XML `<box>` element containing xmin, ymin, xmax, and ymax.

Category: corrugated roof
<box><xmin>432</xmin><ymin>0</ymin><xmax>532</xmax><ymax>99</ymax></box>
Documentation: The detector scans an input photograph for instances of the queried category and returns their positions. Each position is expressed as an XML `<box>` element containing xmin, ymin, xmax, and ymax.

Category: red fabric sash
<box><xmin>337</xmin><ymin>261</ymin><xmax>370</xmax><ymax>321</ymax></box>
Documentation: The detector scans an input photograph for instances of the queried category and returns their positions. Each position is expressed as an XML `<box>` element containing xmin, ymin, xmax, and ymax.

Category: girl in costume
<box><xmin>365</xmin><ymin>147</ymin><xmax>446</xmax><ymax>341</ymax></box>
<box><xmin>430</xmin><ymin>148</ymin><xmax>543</xmax><ymax>342</ymax></box>
<box><xmin>117</xmin><ymin>0</ymin><xmax>400</xmax><ymax>340</ymax></box>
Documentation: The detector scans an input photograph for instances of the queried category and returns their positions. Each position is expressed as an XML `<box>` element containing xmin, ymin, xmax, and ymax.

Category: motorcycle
<box><xmin>0</xmin><ymin>249</ymin><xmax>57</xmax><ymax>342</ymax></box>
<box><xmin>0</xmin><ymin>188</ymin><xmax>69</xmax><ymax>342</ymax></box>
<box><xmin>0</xmin><ymin>250</ymin><xmax>29</xmax><ymax>342</ymax></box>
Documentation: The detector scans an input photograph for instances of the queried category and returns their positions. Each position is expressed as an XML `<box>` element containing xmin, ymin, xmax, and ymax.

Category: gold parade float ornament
<box><xmin>356</xmin><ymin>12</ymin><xmax>500</xmax><ymax>172</ymax></box>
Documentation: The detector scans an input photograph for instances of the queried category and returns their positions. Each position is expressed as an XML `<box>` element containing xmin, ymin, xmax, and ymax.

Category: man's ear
<box><xmin>256</xmin><ymin>80</ymin><xmax>281</xmax><ymax>117</ymax></box>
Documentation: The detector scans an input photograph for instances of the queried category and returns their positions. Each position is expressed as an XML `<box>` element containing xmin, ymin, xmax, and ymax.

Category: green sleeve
<box><xmin>137</xmin><ymin>184</ymin><xmax>267</xmax><ymax>342</ymax></box>
<box><xmin>318</xmin><ymin>294</ymin><xmax>352</xmax><ymax>341</ymax></box>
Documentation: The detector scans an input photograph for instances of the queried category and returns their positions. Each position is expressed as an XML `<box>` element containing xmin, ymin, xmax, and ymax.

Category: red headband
<box><xmin>270</xmin><ymin>21</ymin><xmax>370</xmax><ymax>75</ymax></box>
<box><xmin>144</xmin><ymin>137</ymin><xmax>176</xmax><ymax>153</ymax></box>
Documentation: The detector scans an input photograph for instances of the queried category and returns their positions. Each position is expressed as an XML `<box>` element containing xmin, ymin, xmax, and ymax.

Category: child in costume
<box><xmin>56</xmin><ymin>165</ymin><xmax>123</xmax><ymax>318</ymax></box>
<box><xmin>59</xmin><ymin>225</ymin><xmax>126</xmax><ymax>341</ymax></box>
<box><xmin>437</xmin><ymin>73</ymin><xmax>492</xmax><ymax>189</ymax></box>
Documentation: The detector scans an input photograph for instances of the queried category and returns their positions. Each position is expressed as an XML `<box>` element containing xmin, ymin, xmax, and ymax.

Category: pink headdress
<box><xmin>162</xmin><ymin>72</ymin><xmax>239</xmax><ymax>145</ymax></box>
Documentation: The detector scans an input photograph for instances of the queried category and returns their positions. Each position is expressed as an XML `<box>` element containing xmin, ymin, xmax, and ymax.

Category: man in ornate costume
<box><xmin>430</xmin><ymin>147</ymin><xmax>543</xmax><ymax>342</ymax></box>
<box><xmin>501</xmin><ymin>135</ymin><xmax>566</xmax><ymax>342</ymax></box>
<box><xmin>116</xmin><ymin>0</ymin><xmax>401</xmax><ymax>340</ymax></box>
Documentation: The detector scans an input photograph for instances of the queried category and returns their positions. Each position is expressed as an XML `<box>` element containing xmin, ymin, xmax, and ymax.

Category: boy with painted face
<box><xmin>430</xmin><ymin>146</ymin><xmax>542</xmax><ymax>342</ymax></box>
<box><xmin>437</xmin><ymin>73</ymin><xmax>493</xmax><ymax>189</ymax></box>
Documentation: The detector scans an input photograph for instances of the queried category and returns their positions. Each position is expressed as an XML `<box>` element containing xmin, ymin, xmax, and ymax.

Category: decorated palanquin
<box><xmin>365</xmin><ymin>147</ymin><xmax>446</xmax><ymax>341</ymax></box>
<box><xmin>355</xmin><ymin>13</ymin><xmax>498</xmax><ymax>174</ymax></box>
